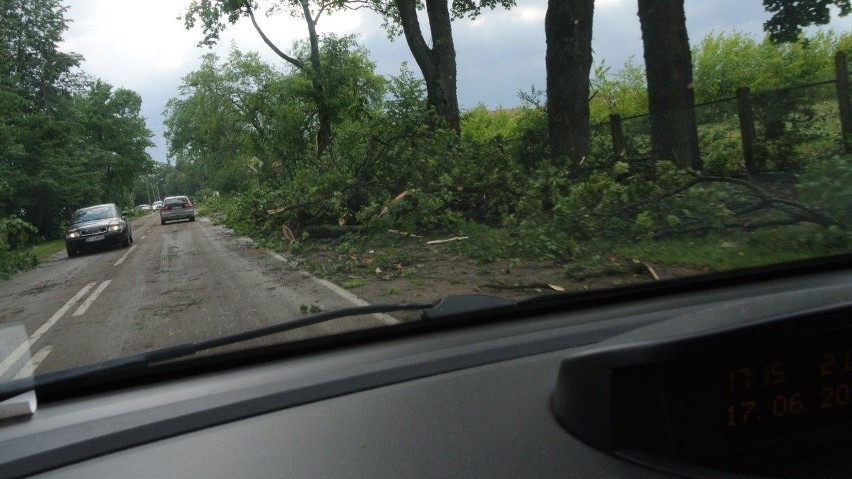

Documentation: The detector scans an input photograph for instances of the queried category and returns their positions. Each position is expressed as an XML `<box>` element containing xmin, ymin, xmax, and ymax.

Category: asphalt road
<box><xmin>0</xmin><ymin>213</ymin><xmax>398</xmax><ymax>381</ymax></box>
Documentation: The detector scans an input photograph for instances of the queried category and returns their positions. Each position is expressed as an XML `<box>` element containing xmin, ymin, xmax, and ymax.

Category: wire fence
<box><xmin>588</xmin><ymin>54</ymin><xmax>852</xmax><ymax>176</ymax></box>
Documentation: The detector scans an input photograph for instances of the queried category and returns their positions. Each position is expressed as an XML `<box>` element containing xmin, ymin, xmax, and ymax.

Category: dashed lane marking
<box><xmin>0</xmin><ymin>282</ymin><xmax>96</xmax><ymax>377</ymax></box>
<box><xmin>114</xmin><ymin>244</ymin><xmax>136</xmax><ymax>266</ymax></box>
<box><xmin>13</xmin><ymin>346</ymin><xmax>53</xmax><ymax>380</ymax></box>
<box><xmin>72</xmin><ymin>280</ymin><xmax>111</xmax><ymax>317</ymax></box>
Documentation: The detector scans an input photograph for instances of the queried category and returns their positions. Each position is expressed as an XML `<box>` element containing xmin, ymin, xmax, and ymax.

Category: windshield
<box><xmin>70</xmin><ymin>206</ymin><xmax>116</xmax><ymax>225</ymax></box>
<box><xmin>0</xmin><ymin>1</ymin><xmax>850</xmax><ymax>384</ymax></box>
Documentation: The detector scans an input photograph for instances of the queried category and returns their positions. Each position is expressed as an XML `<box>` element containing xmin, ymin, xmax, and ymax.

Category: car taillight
<box><xmin>184</xmin><ymin>202</ymin><xmax>192</xmax><ymax>208</ymax></box>
<box><xmin>162</xmin><ymin>205</ymin><xmax>170</xmax><ymax>210</ymax></box>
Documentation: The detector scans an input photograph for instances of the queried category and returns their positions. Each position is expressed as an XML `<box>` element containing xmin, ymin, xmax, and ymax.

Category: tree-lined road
<box><xmin>0</xmin><ymin>214</ymin><xmax>397</xmax><ymax>381</ymax></box>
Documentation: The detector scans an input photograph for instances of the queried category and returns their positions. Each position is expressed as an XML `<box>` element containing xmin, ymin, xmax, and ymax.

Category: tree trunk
<box><xmin>545</xmin><ymin>0</ymin><xmax>594</xmax><ymax>169</ymax></box>
<box><xmin>299</xmin><ymin>0</ymin><xmax>332</xmax><ymax>156</ymax></box>
<box><xmin>245</xmin><ymin>1</ymin><xmax>331</xmax><ymax>157</ymax></box>
<box><xmin>394</xmin><ymin>0</ymin><xmax>460</xmax><ymax>133</ymax></box>
<box><xmin>637</xmin><ymin>0</ymin><xmax>702</xmax><ymax>170</ymax></box>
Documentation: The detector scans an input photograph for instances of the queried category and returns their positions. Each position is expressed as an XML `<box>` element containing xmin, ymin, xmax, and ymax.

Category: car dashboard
<box><xmin>1</xmin><ymin>259</ymin><xmax>851</xmax><ymax>478</ymax></box>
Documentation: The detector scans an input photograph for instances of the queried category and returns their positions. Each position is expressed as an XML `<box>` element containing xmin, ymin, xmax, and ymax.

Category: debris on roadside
<box><xmin>388</xmin><ymin>229</ymin><xmax>423</xmax><ymax>238</ymax></box>
<box><xmin>281</xmin><ymin>224</ymin><xmax>296</xmax><ymax>242</ymax></box>
<box><xmin>426</xmin><ymin>236</ymin><xmax>469</xmax><ymax>245</ymax></box>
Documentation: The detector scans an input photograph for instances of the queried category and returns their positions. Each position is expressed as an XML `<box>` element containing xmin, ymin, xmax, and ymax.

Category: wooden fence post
<box><xmin>609</xmin><ymin>114</ymin><xmax>626</xmax><ymax>159</ymax></box>
<box><xmin>736</xmin><ymin>87</ymin><xmax>758</xmax><ymax>175</ymax></box>
<box><xmin>836</xmin><ymin>52</ymin><xmax>852</xmax><ymax>152</ymax></box>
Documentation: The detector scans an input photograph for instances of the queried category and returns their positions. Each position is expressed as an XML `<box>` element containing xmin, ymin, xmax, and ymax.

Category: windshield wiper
<box><xmin>0</xmin><ymin>301</ymin><xmax>443</xmax><ymax>403</ymax></box>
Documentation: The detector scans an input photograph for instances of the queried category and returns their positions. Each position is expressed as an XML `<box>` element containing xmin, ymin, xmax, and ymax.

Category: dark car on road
<box><xmin>160</xmin><ymin>196</ymin><xmax>195</xmax><ymax>224</ymax></box>
<box><xmin>65</xmin><ymin>203</ymin><xmax>133</xmax><ymax>257</ymax></box>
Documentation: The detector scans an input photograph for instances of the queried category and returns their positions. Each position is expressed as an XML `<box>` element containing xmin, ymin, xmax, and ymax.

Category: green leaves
<box><xmin>0</xmin><ymin>3</ymin><xmax>153</xmax><ymax>238</ymax></box>
<box><xmin>450</xmin><ymin>0</ymin><xmax>516</xmax><ymax>20</ymax></box>
<box><xmin>0</xmin><ymin>216</ymin><xmax>39</xmax><ymax>279</ymax></box>
<box><xmin>183</xmin><ymin>0</ymin><xmax>252</xmax><ymax>48</ymax></box>
<box><xmin>0</xmin><ymin>0</ymin><xmax>79</xmax><ymax>112</ymax></box>
<box><xmin>797</xmin><ymin>154</ymin><xmax>852</xmax><ymax>227</ymax></box>
<box><xmin>168</xmin><ymin>12</ymin><xmax>847</xmax><ymax>275</ymax></box>
<box><xmin>164</xmin><ymin>38</ymin><xmax>387</xmax><ymax>195</ymax></box>
<box><xmin>763</xmin><ymin>0</ymin><xmax>851</xmax><ymax>43</ymax></box>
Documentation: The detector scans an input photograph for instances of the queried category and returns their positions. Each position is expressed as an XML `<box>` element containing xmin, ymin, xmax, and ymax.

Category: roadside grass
<box><xmin>0</xmin><ymin>250</ymin><xmax>38</xmax><ymax>280</ymax></box>
<box><xmin>0</xmin><ymin>239</ymin><xmax>66</xmax><ymax>280</ymax></box>
<box><xmin>342</xmin><ymin>278</ymin><xmax>367</xmax><ymax>289</ymax></box>
<box><xmin>31</xmin><ymin>239</ymin><xmax>65</xmax><ymax>259</ymax></box>
<box><xmin>291</xmin><ymin>223</ymin><xmax>850</xmax><ymax>283</ymax></box>
<box><xmin>614</xmin><ymin>225</ymin><xmax>851</xmax><ymax>271</ymax></box>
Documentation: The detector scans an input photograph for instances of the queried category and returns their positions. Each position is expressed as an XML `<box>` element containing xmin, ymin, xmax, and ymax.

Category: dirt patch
<box><xmin>201</xmin><ymin>215</ymin><xmax>705</xmax><ymax>321</ymax></box>
<box><xmin>293</xmin><ymin>238</ymin><xmax>705</xmax><ymax>321</ymax></box>
<box><xmin>19</xmin><ymin>279</ymin><xmax>62</xmax><ymax>296</ymax></box>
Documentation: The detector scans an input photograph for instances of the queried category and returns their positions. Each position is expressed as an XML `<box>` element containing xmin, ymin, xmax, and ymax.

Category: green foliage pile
<box><xmin>798</xmin><ymin>154</ymin><xmax>852</xmax><ymax>228</ymax></box>
<box><xmin>0</xmin><ymin>216</ymin><xmax>38</xmax><ymax>279</ymax></box>
<box><xmin>170</xmin><ymin>29</ymin><xmax>850</xmax><ymax>270</ymax></box>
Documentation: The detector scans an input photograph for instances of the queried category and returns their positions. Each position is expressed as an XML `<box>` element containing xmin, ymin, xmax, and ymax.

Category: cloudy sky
<box><xmin>59</xmin><ymin>0</ymin><xmax>852</xmax><ymax>164</ymax></box>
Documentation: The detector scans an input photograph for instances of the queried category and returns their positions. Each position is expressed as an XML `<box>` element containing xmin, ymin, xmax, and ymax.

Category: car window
<box><xmin>71</xmin><ymin>206</ymin><xmax>115</xmax><ymax>224</ymax></box>
<box><xmin>0</xmin><ymin>0</ymin><xmax>850</xmax><ymax>408</ymax></box>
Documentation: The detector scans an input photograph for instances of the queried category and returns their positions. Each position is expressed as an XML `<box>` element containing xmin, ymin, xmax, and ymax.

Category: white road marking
<box><xmin>0</xmin><ymin>282</ymin><xmax>96</xmax><ymax>377</ymax></box>
<box><xmin>113</xmin><ymin>244</ymin><xmax>136</xmax><ymax>266</ymax></box>
<box><xmin>309</xmin><ymin>276</ymin><xmax>400</xmax><ymax>325</ymax></box>
<box><xmin>72</xmin><ymin>280</ymin><xmax>112</xmax><ymax>317</ymax></box>
<box><xmin>264</xmin><ymin>251</ymin><xmax>399</xmax><ymax>323</ymax></box>
<box><xmin>13</xmin><ymin>346</ymin><xmax>53</xmax><ymax>380</ymax></box>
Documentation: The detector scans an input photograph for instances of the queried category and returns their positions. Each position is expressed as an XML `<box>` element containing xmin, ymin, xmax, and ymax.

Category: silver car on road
<box><xmin>160</xmin><ymin>196</ymin><xmax>195</xmax><ymax>224</ymax></box>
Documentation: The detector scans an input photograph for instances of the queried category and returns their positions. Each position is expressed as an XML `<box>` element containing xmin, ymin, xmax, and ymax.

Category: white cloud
<box><xmin>518</xmin><ymin>6</ymin><xmax>545</xmax><ymax>22</ymax></box>
<box><xmin>596</xmin><ymin>0</ymin><xmax>631</xmax><ymax>7</ymax></box>
<box><xmin>319</xmin><ymin>8</ymin><xmax>366</xmax><ymax>35</ymax></box>
<box><xmin>62</xmin><ymin>0</ymin><xmax>200</xmax><ymax>90</ymax></box>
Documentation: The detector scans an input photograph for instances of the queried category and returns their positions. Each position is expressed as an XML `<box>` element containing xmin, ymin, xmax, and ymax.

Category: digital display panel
<box><xmin>719</xmin><ymin>330</ymin><xmax>852</xmax><ymax>443</ymax></box>
<box><xmin>555</xmin><ymin>300</ymin><xmax>852</xmax><ymax>466</ymax></box>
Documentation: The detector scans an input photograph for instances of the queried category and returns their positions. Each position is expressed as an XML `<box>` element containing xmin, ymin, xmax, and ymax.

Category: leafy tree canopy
<box><xmin>0</xmin><ymin>0</ymin><xmax>153</xmax><ymax>237</ymax></box>
<box><xmin>764</xmin><ymin>0</ymin><xmax>851</xmax><ymax>42</ymax></box>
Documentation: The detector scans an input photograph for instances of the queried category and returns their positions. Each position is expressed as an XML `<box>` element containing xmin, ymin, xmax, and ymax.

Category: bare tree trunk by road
<box><xmin>545</xmin><ymin>0</ymin><xmax>594</xmax><ymax>170</ymax></box>
<box><xmin>638</xmin><ymin>0</ymin><xmax>702</xmax><ymax>170</ymax></box>
<box><xmin>394</xmin><ymin>0</ymin><xmax>460</xmax><ymax>133</ymax></box>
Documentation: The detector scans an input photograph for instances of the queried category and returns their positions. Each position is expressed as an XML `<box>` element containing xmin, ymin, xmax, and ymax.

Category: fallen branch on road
<box><xmin>426</xmin><ymin>236</ymin><xmax>469</xmax><ymax>245</ymax></box>
<box><xmin>481</xmin><ymin>283</ymin><xmax>566</xmax><ymax>292</ymax></box>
